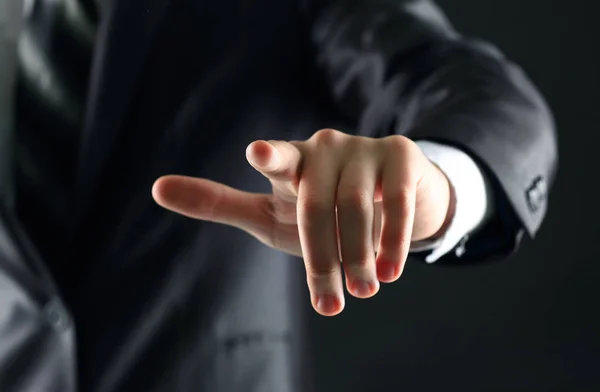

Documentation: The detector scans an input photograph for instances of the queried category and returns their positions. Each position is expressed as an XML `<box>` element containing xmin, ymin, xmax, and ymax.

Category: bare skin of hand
<box><xmin>152</xmin><ymin>129</ymin><xmax>453</xmax><ymax>316</ymax></box>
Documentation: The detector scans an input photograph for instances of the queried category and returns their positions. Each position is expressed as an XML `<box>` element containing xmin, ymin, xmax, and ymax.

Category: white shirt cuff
<box><xmin>411</xmin><ymin>141</ymin><xmax>494</xmax><ymax>263</ymax></box>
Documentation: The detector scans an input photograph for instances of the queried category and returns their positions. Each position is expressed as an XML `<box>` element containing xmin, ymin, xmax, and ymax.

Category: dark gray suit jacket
<box><xmin>0</xmin><ymin>0</ymin><xmax>558</xmax><ymax>391</ymax></box>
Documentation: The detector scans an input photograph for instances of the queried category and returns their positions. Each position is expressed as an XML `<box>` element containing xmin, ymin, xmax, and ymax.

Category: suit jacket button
<box><xmin>526</xmin><ymin>176</ymin><xmax>547</xmax><ymax>213</ymax></box>
<box><xmin>43</xmin><ymin>299</ymin><xmax>70</xmax><ymax>333</ymax></box>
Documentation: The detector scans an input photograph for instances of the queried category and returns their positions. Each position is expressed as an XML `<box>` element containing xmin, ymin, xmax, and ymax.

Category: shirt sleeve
<box><xmin>410</xmin><ymin>140</ymin><xmax>494</xmax><ymax>263</ymax></box>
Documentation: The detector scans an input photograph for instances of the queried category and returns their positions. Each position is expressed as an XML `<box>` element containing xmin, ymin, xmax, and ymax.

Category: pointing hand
<box><xmin>152</xmin><ymin>129</ymin><xmax>452</xmax><ymax>316</ymax></box>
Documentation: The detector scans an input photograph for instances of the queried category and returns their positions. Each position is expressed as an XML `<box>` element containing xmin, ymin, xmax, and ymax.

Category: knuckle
<box><xmin>306</xmin><ymin>263</ymin><xmax>339</xmax><ymax>280</ymax></box>
<box><xmin>337</xmin><ymin>189</ymin><xmax>372</xmax><ymax>213</ymax></box>
<box><xmin>298</xmin><ymin>198</ymin><xmax>331</xmax><ymax>217</ymax></box>
<box><xmin>386</xmin><ymin>187</ymin><xmax>413</xmax><ymax>205</ymax></box>
<box><xmin>384</xmin><ymin>135</ymin><xmax>411</xmax><ymax>151</ymax></box>
<box><xmin>346</xmin><ymin>256</ymin><xmax>372</xmax><ymax>269</ymax></box>
<box><xmin>384</xmin><ymin>135</ymin><xmax>423</xmax><ymax>162</ymax></box>
<box><xmin>312</xmin><ymin>128</ymin><xmax>343</xmax><ymax>145</ymax></box>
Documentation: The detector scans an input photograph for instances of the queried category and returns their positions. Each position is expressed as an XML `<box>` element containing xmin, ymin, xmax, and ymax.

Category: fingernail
<box><xmin>265</xmin><ymin>144</ymin><xmax>281</xmax><ymax>168</ymax></box>
<box><xmin>316</xmin><ymin>295</ymin><xmax>339</xmax><ymax>314</ymax></box>
<box><xmin>246</xmin><ymin>141</ymin><xmax>280</xmax><ymax>170</ymax></box>
<box><xmin>352</xmin><ymin>280</ymin><xmax>377</xmax><ymax>297</ymax></box>
<box><xmin>377</xmin><ymin>261</ymin><xmax>398</xmax><ymax>282</ymax></box>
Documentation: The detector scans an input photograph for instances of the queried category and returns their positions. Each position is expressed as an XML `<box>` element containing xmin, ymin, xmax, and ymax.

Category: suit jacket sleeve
<box><xmin>303</xmin><ymin>0</ymin><xmax>558</xmax><ymax>262</ymax></box>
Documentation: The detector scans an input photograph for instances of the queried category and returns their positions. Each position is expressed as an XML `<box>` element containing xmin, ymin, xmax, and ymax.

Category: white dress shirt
<box><xmin>410</xmin><ymin>141</ymin><xmax>495</xmax><ymax>263</ymax></box>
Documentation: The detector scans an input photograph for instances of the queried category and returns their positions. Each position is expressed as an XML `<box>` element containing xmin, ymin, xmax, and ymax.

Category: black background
<box><xmin>310</xmin><ymin>1</ymin><xmax>600</xmax><ymax>391</ymax></box>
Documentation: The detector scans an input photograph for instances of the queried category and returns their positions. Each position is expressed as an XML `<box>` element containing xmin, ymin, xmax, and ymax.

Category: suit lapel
<box><xmin>0</xmin><ymin>0</ymin><xmax>25</xmax><ymax>208</ymax></box>
<box><xmin>73</xmin><ymin>0</ymin><xmax>170</xmax><ymax>226</ymax></box>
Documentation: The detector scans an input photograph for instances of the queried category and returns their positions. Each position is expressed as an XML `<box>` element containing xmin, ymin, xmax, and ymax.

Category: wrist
<box><xmin>428</xmin><ymin>161</ymin><xmax>456</xmax><ymax>240</ymax></box>
<box><xmin>413</xmin><ymin>159</ymin><xmax>454</xmax><ymax>241</ymax></box>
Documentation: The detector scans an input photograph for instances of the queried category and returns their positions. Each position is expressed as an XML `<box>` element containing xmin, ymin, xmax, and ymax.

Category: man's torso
<box><xmin>11</xmin><ymin>0</ymin><xmax>341</xmax><ymax>390</ymax></box>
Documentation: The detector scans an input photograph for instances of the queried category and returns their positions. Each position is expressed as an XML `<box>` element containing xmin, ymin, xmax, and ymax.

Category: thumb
<box><xmin>152</xmin><ymin>175</ymin><xmax>272</xmax><ymax>234</ymax></box>
<box><xmin>246</xmin><ymin>140</ymin><xmax>302</xmax><ymax>183</ymax></box>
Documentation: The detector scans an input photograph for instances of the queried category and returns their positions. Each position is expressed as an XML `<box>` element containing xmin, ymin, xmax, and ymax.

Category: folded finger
<box><xmin>336</xmin><ymin>159</ymin><xmax>379</xmax><ymax>299</ymax></box>
<box><xmin>376</xmin><ymin>159</ymin><xmax>417</xmax><ymax>283</ymax></box>
<box><xmin>296</xmin><ymin>154</ymin><xmax>344</xmax><ymax>316</ymax></box>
